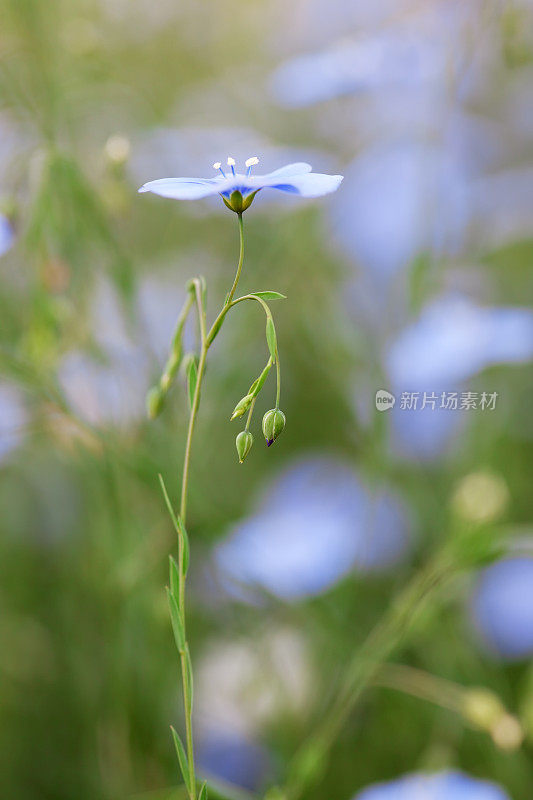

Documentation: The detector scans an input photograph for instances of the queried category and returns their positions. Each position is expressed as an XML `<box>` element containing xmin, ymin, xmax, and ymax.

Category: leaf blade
<box><xmin>251</xmin><ymin>291</ymin><xmax>286</xmax><ymax>300</ymax></box>
<box><xmin>265</xmin><ymin>317</ymin><xmax>277</xmax><ymax>363</ymax></box>
<box><xmin>167</xmin><ymin>587</ymin><xmax>186</xmax><ymax>653</ymax></box>
<box><xmin>170</xmin><ymin>726</ymin><xmax>192</xmax><ymax>795</ymax></box>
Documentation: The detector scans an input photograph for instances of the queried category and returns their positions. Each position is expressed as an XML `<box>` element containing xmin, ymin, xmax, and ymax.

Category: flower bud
<box><xmin>146</xmin><ymin>386</ymin><xmax>165</xmax><ymax>419</ymax></box>
<box><xmin>462</xmin><ymin>688</ymin><xmax>504</xmax><ymax>731</ymax></box>
<box><xmin>236</xmin><ymin>431</ymin><xmax>253</xmax><ymax>463</ymax></box>
<box><xmin>262</xmin><ymin>409</ymin><xmax>285</xmax><ymax>446</ymax></box>
<box><xmin>230</xmin><ymin>393</ymin><xmax>254</xmax><ymax>421</ymax></box>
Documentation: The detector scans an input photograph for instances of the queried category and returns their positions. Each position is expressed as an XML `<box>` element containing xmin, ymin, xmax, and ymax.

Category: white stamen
<box><xmin>213</xmin><ymin>161</ymin><xmax>221</xmax><ymax>170</ymax></box>
<box><xmin>245</xmin><ymin>157</ymin><xmax>259</xmax><ymax>168</ymax></box>
<box><xmin>227</xmin><ymin>157</ymin><xmax>236</xmax><ymax>166</ymax></box>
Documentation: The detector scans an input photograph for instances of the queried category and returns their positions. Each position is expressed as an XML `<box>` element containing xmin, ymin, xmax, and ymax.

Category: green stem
<box><xmin>245</xmin><ymin>396</ymin><xmax>256</xmax><ymax>433</ymax></box>
<box><xmin>175</xmin><ymin>212</ymin><xmax>247</xmax><ymax>799</ymax></box>
<box><xmin>275</xmin><ymin>349</ymin><xmax>281</xmax><ymax>408</ymax></box>
<box><xmin>226</xmin><ymin>212</ymin><xmax>244</xmax><ymax>305</ymax></box>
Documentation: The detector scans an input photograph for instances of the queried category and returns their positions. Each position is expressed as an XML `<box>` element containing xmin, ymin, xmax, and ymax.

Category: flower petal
<box><xmin>263</xmin><ymin>162</ymin><xmax>313</xmax><ymax>178</ymax></box>
<box><xmin>260</xmin><ymin>172</ymin><xmax>344</xmax><ymax>198</ymax></box>
<box><xmin>138</xmin><ymin>177</ymin><xmax>221</xmax><ymax>199</ymax></box>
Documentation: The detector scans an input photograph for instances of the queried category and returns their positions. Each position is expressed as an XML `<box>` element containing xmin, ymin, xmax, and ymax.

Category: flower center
<box><xmin>212</xmin><ymin>156</ymin><xmax>259</xmax><ymax>179</ymax></box>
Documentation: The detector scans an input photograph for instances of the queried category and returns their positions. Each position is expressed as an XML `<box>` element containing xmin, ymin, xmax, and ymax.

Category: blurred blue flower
<box><xmin>271</xmin><ymin>35</ymin><xmax>447</xmax><ymax>108</ymax></box>
<box><xmin>0</xmin><ymin>383</ymin><xmax>27</xmax><ymax>462</ymax></box>
<box><xmin>384</xmin><ymin>294</ymin><xmax>533</xmax><ymax>461</ymax></box>
<box><xmin>387</xmin><ymin>295</ymin><xmax>533</xmax><ymax>388</ymax></box>
<box><xmin>330</xmin><ymin>141</ymin><xmax>470</xmax><ymax>278</ymax></box>
<box><xmin>354</xmin><ymin>770</ymin><xmax>510</xmax><ymax>799</ymax></box>
<box><xmin>139</xmin><ymin>158</ymin><xmax>342</xmax><ymax>202</ymax></box>
<box><xmin>215</xmin><ymin>456</ymin><xmax>412</xmax><ymax>601</ymax></box>
<box><xmin>58</xmin><ymin>350</ymin><xmax>148</xmax><ymax>428</ymax></box>
<box><xmin>470</xmin><ymin>557</ymin><xmax>533</xmax><ymax>661</ymax></box>
<box><xmin>196</xmin><ymin>730</ymin><xmax>271</xmax><ymax>792</ymax></box>
<box><xmin>0</xmin><ymin>213</ymin><xmax>14</xmax><ymax>257</ymax></box>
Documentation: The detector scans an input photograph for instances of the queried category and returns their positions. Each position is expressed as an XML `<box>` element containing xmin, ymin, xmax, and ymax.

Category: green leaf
<box><xmin>265</xmin><ymin>317</ymin><xmax>277</xmax><ymax>363</ymax></box>
<box><xmin>251</xmin><ymin>291</ymin><xmax>286</xmax><ymax>300</ymax></box>
<box><xmin>178</xmin><ymin>517</ymin><xmax>190</xmax><ymax>576</ymax></box>
<box><xmin>198</xmin><ymin>781</ymin><xmax>208</xmax><ymax>800</ymax></box>
<box><xmin>167</xmin><ymin>587</ymin><xmax>186</xmax><ymax>653</ymax></box>
<box><xmin>170</xmin><ymin>726</ymin><xmax>191</xmax><ymax>794</ymax></box>
<box><xmin>169</xmin><ymin>555</ymin><xmax>180</xmax><ymax>599</ymax></box>
<box><xmin>158</xmin><ymin>475</ymin><xmax>190</xmax><ymax>576</ymax></box>
<box><xmin>184</xmin><ymin>644</ymin><xmax>194</xmax><ymax>710</ymax></box>
<box><xmin>186</xmin><ymin>356</ymin><xmax>199</xmax><ymax>410</ymax></box>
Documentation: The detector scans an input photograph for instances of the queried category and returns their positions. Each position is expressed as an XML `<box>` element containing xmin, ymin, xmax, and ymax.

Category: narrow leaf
<box><xmin>169</xmin><ymin>555</ymin><xmax>180</xmax><ymax>599</ymax></box>
<box><xmin>159</xmin><ymin>475</ymin><xmax>189</xmax><ymax>575</ymax></box>
<box><xmin>251</xmin><ymin>291</ymin><xmax>286</xmax><ymax>300</ymax></box>
<box><xmin>198</xmin><ymin>781</ymin><xmax>208</xmax><ymax>800</ymax></box>
<box><xmin>178</xmin><ymin>517</ymin><xmax>190</xmax><ymax>576</ymax></box>
<box><xmin>265</xmin><ymin>317</ymin><xmax>277</xmax><ymax>363</ymax></box>
<box><xmin>167</xmin><ymin>587</ymin><xmax>186</xmax><ymax>653</ymax></box>
<box><xmin>170</xmin><ymin>726</ymin><xmax>191</xmax><ymax>794</ymax></box>
<box><xmin>186</xmin><ymin>357</ymin><xmax>199</xmax><ymax>410</ymax></box>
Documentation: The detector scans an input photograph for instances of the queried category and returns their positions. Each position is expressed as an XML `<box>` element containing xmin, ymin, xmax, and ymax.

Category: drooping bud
<box><xmin>146</xmin><ymin>386</ymin><xmax>165</xmax><ymax>419</ymax></box>
<box><xmin>236</xmin><ymin>431</ymin><xmax>253</xmax><ymax>463</ymax></box>
<box><xmin>262</xmin><ymin>409</ymin><xmax>286</xmax><ymax>446</ymax></box>
<box><xmin>230</xmin><ymin>393</ymin><xmax>254</xmax><ymax>421</ymax></box>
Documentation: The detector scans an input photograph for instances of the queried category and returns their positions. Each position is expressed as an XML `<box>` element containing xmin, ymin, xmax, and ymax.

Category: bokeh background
<box><xmin>1</xmin><ymin>1</ymin><xmax>533</xmax><ymax>799</ymax></box>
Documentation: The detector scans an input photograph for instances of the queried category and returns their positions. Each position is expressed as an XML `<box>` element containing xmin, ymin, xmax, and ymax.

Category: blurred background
<box><xmin>1</xmin><ymin>1</ymin><xmax>533</xmax><ymax>799</ymax></box>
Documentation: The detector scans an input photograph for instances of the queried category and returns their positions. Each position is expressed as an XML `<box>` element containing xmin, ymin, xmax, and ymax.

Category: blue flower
<box><xmin>0</xmin><ymin>213</ymin><xmax>14</xmax><ymax>257</ymax></box>
<box><xmin>354</xmin><ymin>770</ymin><xmax>510</xmax><ymax>800</ymax></box>
<box><xmin>0</xmin><ymin>382</ymin><xmax>28</xmax><ymax>462</ymax></box>
<box><xmin>470</xmin><ymin>556</ymin><xmax>533</xmax><ymax>661</ymax></box>
<box><xmin>139</xmin><ymin>157</ymin><xmax>343</xmax><ymax>211</ymax></box>
<box><xmin>214</xmin><ymin>456</ymin><xmax>412</xmax><ymax>601</ymax></box>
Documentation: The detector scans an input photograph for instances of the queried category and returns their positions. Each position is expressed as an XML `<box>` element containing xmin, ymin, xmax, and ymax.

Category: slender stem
<box><xmin>226</xmin><ymin>212</ymin><xmax>244</xmax><ymax>305</ymax></box>
<box><xmin>275</xmin><ymin>349</ymin><xmax>281</xmax><ymax>408</ymax></box>
<box><xmin>175</xmin><ymin>212</ymin><xmax>247</xmax><ymax>799</ymax></box>
<box><xmin>245</xmin><ymin>396</ymin><xmax>256</xmax><ymax>432</ymax></box>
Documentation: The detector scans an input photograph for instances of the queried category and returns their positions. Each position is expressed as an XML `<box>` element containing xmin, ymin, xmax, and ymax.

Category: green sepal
<box><xmin>230</xmin><ymin>393</ymin><xmax>254</xmax><ymax>420</ymax></box>
<box><xmin>167</xmin><ymin>587</ymin><xmax>186</xmax><ymax>653</ymax></box>
<box><xmin>170</xmin><ymin>726</ymin><xmax>192</xmax><ymax>795</ymax></box>
<box><xmin>236</xmin><ymin>430</ymin><xmax>254</xmax><ymax>463</ymax></box>
<box><xmin>242</xmin><ymin>189</ymin><xmax>259</xmax><ymax>211</ymax></box>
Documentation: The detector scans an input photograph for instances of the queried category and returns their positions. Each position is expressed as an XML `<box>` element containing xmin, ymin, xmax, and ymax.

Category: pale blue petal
<box><xmin>0</xmin><ymin>214</ymin><xmax>14</xmax><ymax>257</ymax></box>
<box><xmin>262</xmin><ymin>162</ymin><xmax>313</xmax><ymax>178</ymax></box>
<box><xmin>259</xmin><ymin>172</ymin><xmax>343</xmax><ymax>197</ymax></box>
<box><xmin>355</xmin><ymin>770</ymin><xmax>510</xmax><ymax>800</ymax></box>
<box><xmin>470</xmin><ymin>558</ymin><xmax>533</xmax><ymax>661</ymax></box>
<box><xmin>138</xmin><ymin>177</ymin><xmax>222</xmax><ymax>199</ymax></box>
